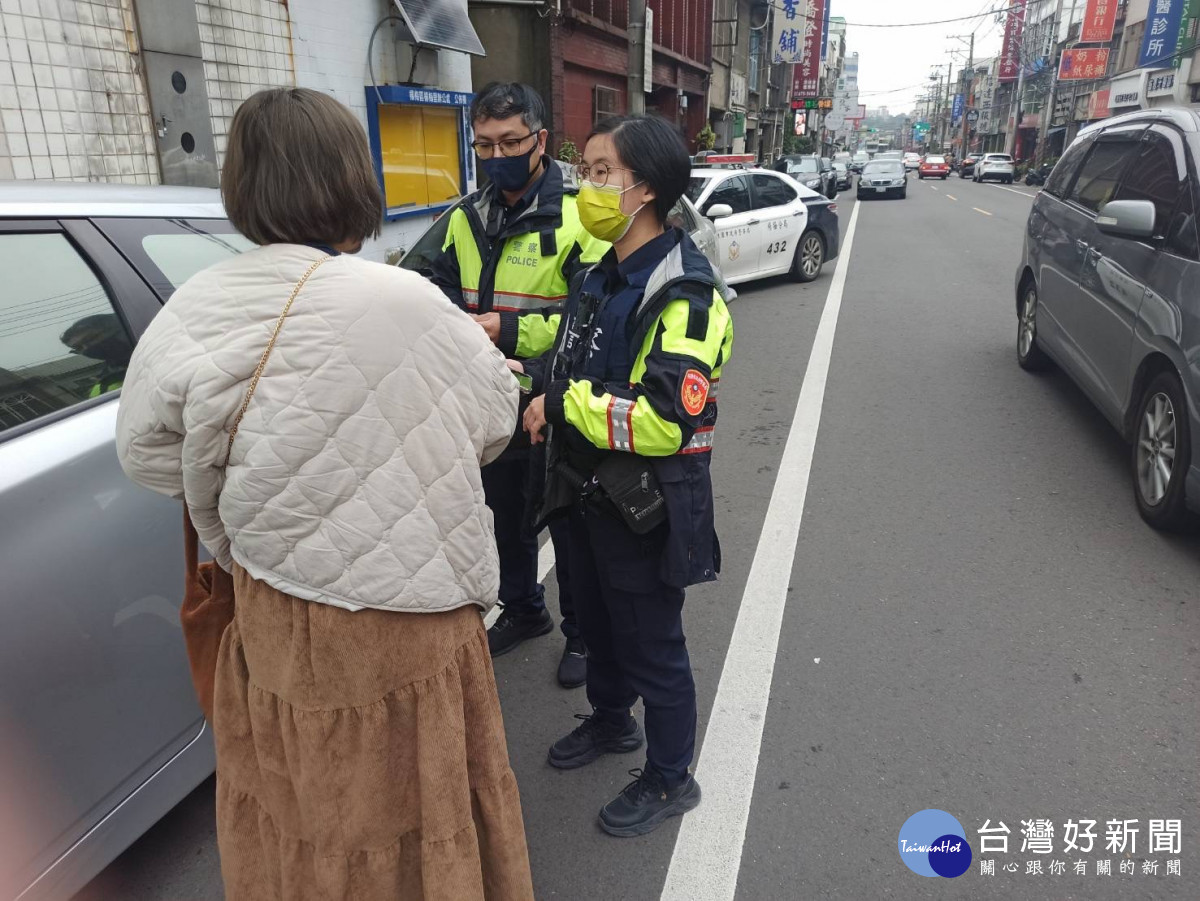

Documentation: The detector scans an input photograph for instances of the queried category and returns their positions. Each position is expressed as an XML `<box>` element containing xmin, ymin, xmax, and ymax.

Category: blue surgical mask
<box><xmin>481</xmin><ymin>146</ymin><xmax>537</xmax><ymax>192</ymax></box>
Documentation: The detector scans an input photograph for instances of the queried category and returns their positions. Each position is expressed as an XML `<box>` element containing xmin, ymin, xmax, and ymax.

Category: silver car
<box><xmin>1015</xmin><ymin>107</ymin><xmax>1200</xmax><ymax>529</ymax></box>
<box><xmin>974</xmin><ymin>152</ymin><xmax>1015</xmax><ymax>184</ymax></box>
<box><xmin>0</xmin><ymin>183</ymin><xmax>252</xmax><ymax>900</ymax></box>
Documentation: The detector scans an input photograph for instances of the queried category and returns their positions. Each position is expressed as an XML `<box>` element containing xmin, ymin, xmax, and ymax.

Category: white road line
<box><xmin>946</xmin><ymin>194</ymin><xmax>958</xmax><ymax>201</ymax></box>
<box><xmin>991</xmin><ymin>184</ymin><xmax>1037</xmax><ymax>198</ymax></box>
<box><xmin>973</xmin><ymin>207</ymin><xmax>994</xmax><ymax>217</ymax></box>
<box><xmin>483</xmin><ymin>540</ymin><xmax>557</xmax><ymax>628</ymax></box>
<box><xmin>661</xmin><ymin>200</ymin><xmax>863</xmax><ymax>901</ymax></box>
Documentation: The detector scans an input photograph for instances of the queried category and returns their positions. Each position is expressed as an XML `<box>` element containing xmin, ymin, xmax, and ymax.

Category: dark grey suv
<box><xmin>1015</xmin><ymin>108</ymin><xmax>1200</xmax><ymax>529</ymax></box>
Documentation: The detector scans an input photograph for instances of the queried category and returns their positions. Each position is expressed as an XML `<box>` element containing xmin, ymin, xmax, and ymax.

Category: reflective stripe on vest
<box><xmin>679</xmin><ymin>426</ymin><xmax>714</xmax><ymax>455</ymax></box>
<box><xmin>607</xmin><ymin>396</ymin><xmax>635</xmax><ymax>452</ymax></box>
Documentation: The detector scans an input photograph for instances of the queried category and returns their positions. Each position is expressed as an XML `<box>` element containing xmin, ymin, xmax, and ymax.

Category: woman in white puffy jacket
<box><xmin>115</xmin><ymin>88</ymin><xmax>535</xmax><ymax>901</ymax></box>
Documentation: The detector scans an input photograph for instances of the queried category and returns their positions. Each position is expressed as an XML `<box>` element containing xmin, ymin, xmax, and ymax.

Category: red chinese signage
<box><xmin>1058</xmin><ymin>47</ymin><xmax>1111</xmax><ymax>80</ymax></box>
<box><xmin>1080</xmin><ymin>0</ymin><xmax>1117</xmax><ymax>44</ymax></box>
<box><xmin>1086</xmin><ymin>88</ymin><xmax>1111</xmax><ymax>120</ymax></box>
<box><xmin>998</xmin><ymin>0</ymin><xmax>1027</xmax><ymax>83</ymax></box>
<box><xmin>791</xmin><ymin>0</ymin><xmax>827</xmax><ymax>99</ymax></box>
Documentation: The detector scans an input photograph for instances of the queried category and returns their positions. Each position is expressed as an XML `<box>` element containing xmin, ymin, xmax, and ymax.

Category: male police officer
<box><xmin>431</xmin><ymin>82</ymin><xmax>607</xmax><ymax>686</ymax></box>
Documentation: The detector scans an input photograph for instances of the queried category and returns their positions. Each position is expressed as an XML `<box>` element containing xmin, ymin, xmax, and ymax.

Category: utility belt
<box><xmin>557</xmin><ymin>454</ymin><xmax>667</xmax><ymax>535</ymax></box>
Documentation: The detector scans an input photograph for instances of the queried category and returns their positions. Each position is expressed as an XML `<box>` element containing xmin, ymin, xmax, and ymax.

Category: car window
<box><xmin>750</xmin><ymin>173</ymin><xmax>798</xmax><ymax>209</ymax></box>
<box><xmin>862</xmin><ymin>162</ymin><xmax>903</xmax><ymax>177</ymax></box>
<box><xmin>93</xmin><ymin>218</ymin><xmax>252</xmax><ymax>300</ymax></box>
<box><xmin>398</xmin><ymin>203</ymin><xmax>456</xmax><ymax>276</ymax></box>
<box><xmin>705</xmin><ymin>174</ymin><xmax>752</xmax><ymax>215</ymax></box>
<box><xmin>1045</xmin><ymin>138</ymin><xmax>1092</xmax><ymax>198</ymax></box>
<box><xmin>1068</xmin><ymin>140</ymin><xmax>1140</xmax><ymax>213</ymax></box>
<box><xmin>686</xmin><ymin>176</ymin><xmax>712</xmax><ymax>204</ymax></box>
<box><xmin>0</xmin><ymin>232</ymin><xmax>132</xmax><ymax>432</ymax></box>
<box><xmin>788</xmin><ymin>158</ymin><xmax>819</xmax><ymax>173</ymax></box>
<box><xmin>925</xmin><ymin>156</ymin><xmax>946</xmax><ymax>164</ymax></box>
<box><xmin>665</xmin><ymin>198</ymin><xmax>697</xmax><ymax>234</ymax></box>
<box><xmin>986</xmin><ymin>154</ymin><xmax>1013</xmax><ymax>162</ymax></box>
<box><xmin>1113</xmin><ymin>132</ymin><xmax>1190</xmax><ymax>242</ymax></box>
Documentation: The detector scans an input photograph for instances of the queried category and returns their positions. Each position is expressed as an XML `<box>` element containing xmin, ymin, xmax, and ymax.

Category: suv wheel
<box><xmin>1017</xmin><ymin>282</ymin><xmax>1050</xmax><ymax>371</ymax></box>
<box><xmin>1132</xmin><ymin>372</ymin><xmax>1195</xmax><ymax>530</ymax></box>
<box><xmin>792</xmin><ymin>230</ymin><xmax>825</xmax><ymax>283</ymax></box>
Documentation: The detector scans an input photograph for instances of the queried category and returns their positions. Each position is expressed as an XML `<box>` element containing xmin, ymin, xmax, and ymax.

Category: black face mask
<box><xmin>481</xmin><ymin>146</ymin><xmax>537</xmax><ymax>192</ymax></box>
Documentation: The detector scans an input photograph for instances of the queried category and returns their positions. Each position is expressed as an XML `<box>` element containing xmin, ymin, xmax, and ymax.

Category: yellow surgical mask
<box><xmin>577</xmin><ymin>180</ymin><xmax>646</xmax><ymax>242</ymax></box>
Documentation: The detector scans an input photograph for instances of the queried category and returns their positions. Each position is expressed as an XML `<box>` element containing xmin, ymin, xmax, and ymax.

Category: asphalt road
<box><xmin>75</xmin><ymin>175</ymin><xmax>1199</xmax><ymax>900</ymax></box>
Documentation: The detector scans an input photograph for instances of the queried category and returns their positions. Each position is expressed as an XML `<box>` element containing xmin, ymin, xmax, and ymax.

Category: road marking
<box><xmin>991</xmin><ymin>184</ymin><xmax>1037</xmax><ymax>198</ymax></box>
<box><xmin>661</xmin><ymin>199</ymin><xmax>863</xmax><ymax>901</ymax></box>
<box><xmin>930</xmin><ymin>185</ymin><xmax>940</xmax><ymax>192</ymax></box>
<box><xmin>973</xmin><ymin>207</ymin><xmax>994</xmax><ymax>217</ymax></box>
<box><xmin>483</xmin><ymin>540</ymin><xmax>556</xmax><ymax>628</ymax></box>
<box><xmin>946</xmin><ymin>194</ymin><xmax>958</xmax><ymax>201</ymax></box>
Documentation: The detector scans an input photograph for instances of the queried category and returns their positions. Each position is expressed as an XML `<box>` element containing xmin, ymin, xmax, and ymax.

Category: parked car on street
<box><xmin>773</xmin><ymin>154</ymin><xmax>837</xmax><ymax>199</ymax></box>
<box><xmin>974</xmin><ymin>152</ymin><xmax>1015</xmax><ymax>183</ymax></box>
<box><xmin>832</xmin><ymin>161</ymin><xmax>853</xmax><ymax>191</ymax></box>
<box><xmin>918</xmin><ymin>155</ymin><xmax>950</xmax><ymax>179</ymax></box>
<box><xmin>684</xmin><ymin>166</ymin><xmax>840</xmax><ymax>284</ymax></box>
<box><xmin>959</xmin><ymin>154</ymin><xmax>980</xmax><ymax>178</ymax></box>
<box><xmin>1</xmin><ymin>183</ymin><xmax>252</xmax><ymax>901</ymax></box>
<box><xmin>1014</xmin><ymin>107</ymin><xmax>1200</xmax><ymax>529</ymax></box>
<box><xmin>857</xmin><ymin>159</ymin><xmax>908</xmax><ymax>200</ymax></box>
<box><xmin>903</xmin><ymin>152</ymin><xmax>922</xmax><ymax>171</ymax></box>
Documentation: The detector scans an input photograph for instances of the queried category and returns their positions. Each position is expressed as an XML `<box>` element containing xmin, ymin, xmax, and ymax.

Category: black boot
<box><xmin>599</xmin><ymin>768</ymin><xmax>702</xmax><ymax>837</ymax></box>
<box><xmin>548</xmin><ymin>711</ymin><xmax>644</xmax><ymax>769</ymax></box>
<box><xmin>557</xmin><ymin>636</ymin><xmax>587</xmax><ymax>689</ymax></box>
<box><xmin>487</xmin><ymin>606</ymin><xmax>554</xmax><ymax>657</ymax></box>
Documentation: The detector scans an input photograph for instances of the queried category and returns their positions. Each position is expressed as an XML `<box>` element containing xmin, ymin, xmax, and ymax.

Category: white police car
<box><xmin>686</xmin><ymin>161</ymin><xmax>825</xmax><ymax>284</ymax></box>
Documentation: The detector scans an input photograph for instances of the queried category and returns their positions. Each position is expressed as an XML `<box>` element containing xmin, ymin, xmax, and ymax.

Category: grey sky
<box><xmin>837</xmin><ymin>1</ymin><xmax>1010</xmax><ymax>114</ymax></box>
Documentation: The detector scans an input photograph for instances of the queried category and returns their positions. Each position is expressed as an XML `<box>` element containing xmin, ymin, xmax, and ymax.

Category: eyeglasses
<box><xmin>574</xmin><ymin>164</ymin><xmax>634</xmax><ymax>188</ymax></box>
<box><xmin>471</xmin><ymin>132</ymin><xmax>537</xmax><ymax>159</ymax></box>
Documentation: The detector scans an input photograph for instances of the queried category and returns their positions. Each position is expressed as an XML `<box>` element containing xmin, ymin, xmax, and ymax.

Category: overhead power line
<box><xmin>766</xmin><ymin>2</ymin><xmax>1023</xmax><ymax>29</ymax></box>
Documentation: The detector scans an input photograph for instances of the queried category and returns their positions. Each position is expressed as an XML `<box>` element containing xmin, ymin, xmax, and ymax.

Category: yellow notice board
<box><xmin>378</xmin><ymin>104</ymin><xmax>464</xmax><ymax>214</ymax></box>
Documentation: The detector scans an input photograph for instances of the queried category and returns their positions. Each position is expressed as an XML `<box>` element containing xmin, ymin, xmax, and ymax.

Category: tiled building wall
<box><xmin>0</xmin><ymin>0</ymin><xmax>158</xmax><ymax>182</ymax></box>
<box><xmin>196</xmin><ymin>0</ymin><xmax>293</xmax><ymax>167</ymax></box>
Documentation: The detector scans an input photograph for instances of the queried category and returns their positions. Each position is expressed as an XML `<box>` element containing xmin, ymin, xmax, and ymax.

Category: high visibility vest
<box><xmin>441</xmin><ymin>187</ymin><xmax>607</xmax><ymax>317</ymax></box>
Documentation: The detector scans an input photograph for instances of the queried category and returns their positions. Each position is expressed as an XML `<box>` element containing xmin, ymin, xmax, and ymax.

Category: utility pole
<box><xmin>628</xmin><ymin>0</ymin><xmax>647</xmax><ymax>115</ymax></box>
<box><xmin>1004</xmin><ymin>0</ymin><xmax>1029</xmax><ymax>158</ymax></box>
<box><xmin>951</xmin><ymin>32</ymin><xmax>975</xmax><ymax>159</ymax></box>
<box><xmin>1036</xmin><ymin>0</ymin><xmax>1068</xmax><ymax>165</ymax></box>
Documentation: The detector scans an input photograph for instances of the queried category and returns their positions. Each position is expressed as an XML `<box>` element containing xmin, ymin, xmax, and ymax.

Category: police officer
<box><xmin>517</xmin><ymin>115</ymin><xmax>734</xmax><ymax>836</ymax></box>
<box><xmin>61</xmin><ymin>314</ymin><xmax>132</xmax><ymax>398</ymax></box>
<box><xmin>431</xmin><ymin>83</ymin><xmax>608</xmax><ymax>686</ymax></box>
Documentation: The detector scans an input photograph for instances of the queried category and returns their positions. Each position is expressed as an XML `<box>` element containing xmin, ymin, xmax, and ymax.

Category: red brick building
<box><xmin>468</xmin><ymin>1</ymin><xmax>713</xmax><ymax>154</ymax></box>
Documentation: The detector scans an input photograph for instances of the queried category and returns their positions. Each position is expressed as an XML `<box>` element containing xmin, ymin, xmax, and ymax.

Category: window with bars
<box><xmin>594</xmin><ymin>86</ymin><xmax>621</xmax><ymax>125</ymax></box>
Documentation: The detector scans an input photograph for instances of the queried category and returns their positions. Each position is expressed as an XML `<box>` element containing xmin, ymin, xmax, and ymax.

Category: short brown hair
<box><xmin>221</xmin><ymin>88</ymin><xmax>382</xmax><ymax>247</ymax></box>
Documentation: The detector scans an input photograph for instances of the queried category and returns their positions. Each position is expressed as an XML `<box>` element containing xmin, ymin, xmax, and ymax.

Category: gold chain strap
<box><xmin>223</xmin><ymin>256</ymin><xmax>330</xmax><ymax>467</ymax></box>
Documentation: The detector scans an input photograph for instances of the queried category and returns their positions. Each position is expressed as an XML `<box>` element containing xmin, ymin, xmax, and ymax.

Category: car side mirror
<box><xmin>707</xmin><ymin>203</ymin><xmax>734</xmax><ymax>220</ymax></box>
<box><xmin>1096</xmin><ymin>199</ymin><xmax>1157</xmax><ymax>240</ymax></box>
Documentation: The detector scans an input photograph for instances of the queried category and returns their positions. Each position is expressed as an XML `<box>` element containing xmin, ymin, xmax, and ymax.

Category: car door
<box><xmin>1053</xmin><ymin>127</ymin><xmax>1145</xmax><ymax>414</ymax></box>
<box><xmin>749</xmin><ymin>172</ymin><xmax>807</xmax><ymax>277</ymax></box>
<box><xmin>0</xmin><ymin>220</ymin><xmax>208</xmax><ymax>898</ymax></box>
<box><xmin>701</xmin><ymin>173</ymin><xmax>763</xmax><ymax>283</ymax></box>
<box><xmin>1105</xmin><ymin>125</ymin><xmax>1198</xmax><ymax>416</ymax></box>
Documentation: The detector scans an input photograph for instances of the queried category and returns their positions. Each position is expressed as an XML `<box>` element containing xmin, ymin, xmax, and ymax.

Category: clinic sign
<box><xmin>999</xmin><ymin>1</ymin><xmax>1027</xmax><ymax>82</ymax></box>
<box><xmin>1138</xmin><ymin>0</ymin><xmax>1186</xmax><ymax>68</ymax></box>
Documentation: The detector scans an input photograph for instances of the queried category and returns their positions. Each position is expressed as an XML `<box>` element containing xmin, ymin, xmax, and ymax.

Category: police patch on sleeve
<box><xmin>681</xmin><ymin>369</ymin><xmax>710</xmax><ymax>416</ymax></box>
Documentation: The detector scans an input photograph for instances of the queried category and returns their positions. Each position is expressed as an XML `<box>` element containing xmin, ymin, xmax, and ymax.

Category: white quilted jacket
<box><xmin>116</xmin><ymin>243</ymin><xmax>518</xmax><ymax>614</ymax></box>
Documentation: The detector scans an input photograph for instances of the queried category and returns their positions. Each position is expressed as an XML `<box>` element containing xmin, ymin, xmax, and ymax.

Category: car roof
<box><xmin>1078</xmin><ymin>106</ymin><xmax>1200</xmax><ymax>141</ymax></box>
<box><xmin>0</xmin><ymin>181</ymin><xmax>227</xmax><ymax>218</ymax></box>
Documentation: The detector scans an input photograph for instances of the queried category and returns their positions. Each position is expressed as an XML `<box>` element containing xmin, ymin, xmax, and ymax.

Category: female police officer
<box><xmin>517</xmin><ymin>115</ymin><xmax>733</xmax><ymax>837</ymax></box>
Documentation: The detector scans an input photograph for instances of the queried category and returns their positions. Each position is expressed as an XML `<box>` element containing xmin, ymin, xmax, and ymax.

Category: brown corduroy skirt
<box><xmin>212</xmin><ymin>565</ymin><xmax>535</xmax><ymax>901</ymax></box>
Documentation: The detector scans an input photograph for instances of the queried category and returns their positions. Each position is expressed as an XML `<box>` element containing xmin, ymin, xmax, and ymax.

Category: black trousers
<box><xmin>566</xmin><ymin>503</ymin><xmax>696</xmax><ymax>787</ymax></box>
<box><xmin>481</xmin><ymin>456</ymin><xmax>577</xmax><ymax>638</ymax></box>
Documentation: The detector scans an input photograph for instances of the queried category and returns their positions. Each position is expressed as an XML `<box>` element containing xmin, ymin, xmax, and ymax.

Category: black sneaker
<box><xmin>557</xmin><ymin>636</ymin><xmax>587</xmax><ymax>689</ymax></box>
<box><xmin>599</xmin><ymin>768</ymin><xmax>702</xmax><ymax>837</ymax></box>
<box><xmin>548</xmin><ymin>711</ymin><xmax>644</xmax><ymax>769</ymax></box>
<box><xmin>487</xmin><ymin>606</ymin><xmax>554</xmax><ymax>657</ymax></box>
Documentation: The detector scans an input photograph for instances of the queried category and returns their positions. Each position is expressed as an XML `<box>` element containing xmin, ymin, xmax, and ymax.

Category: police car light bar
<box><xmin>699</xmin><ymin>154</ymin><xmax>756</xmax><ymax>165</ymax></box>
